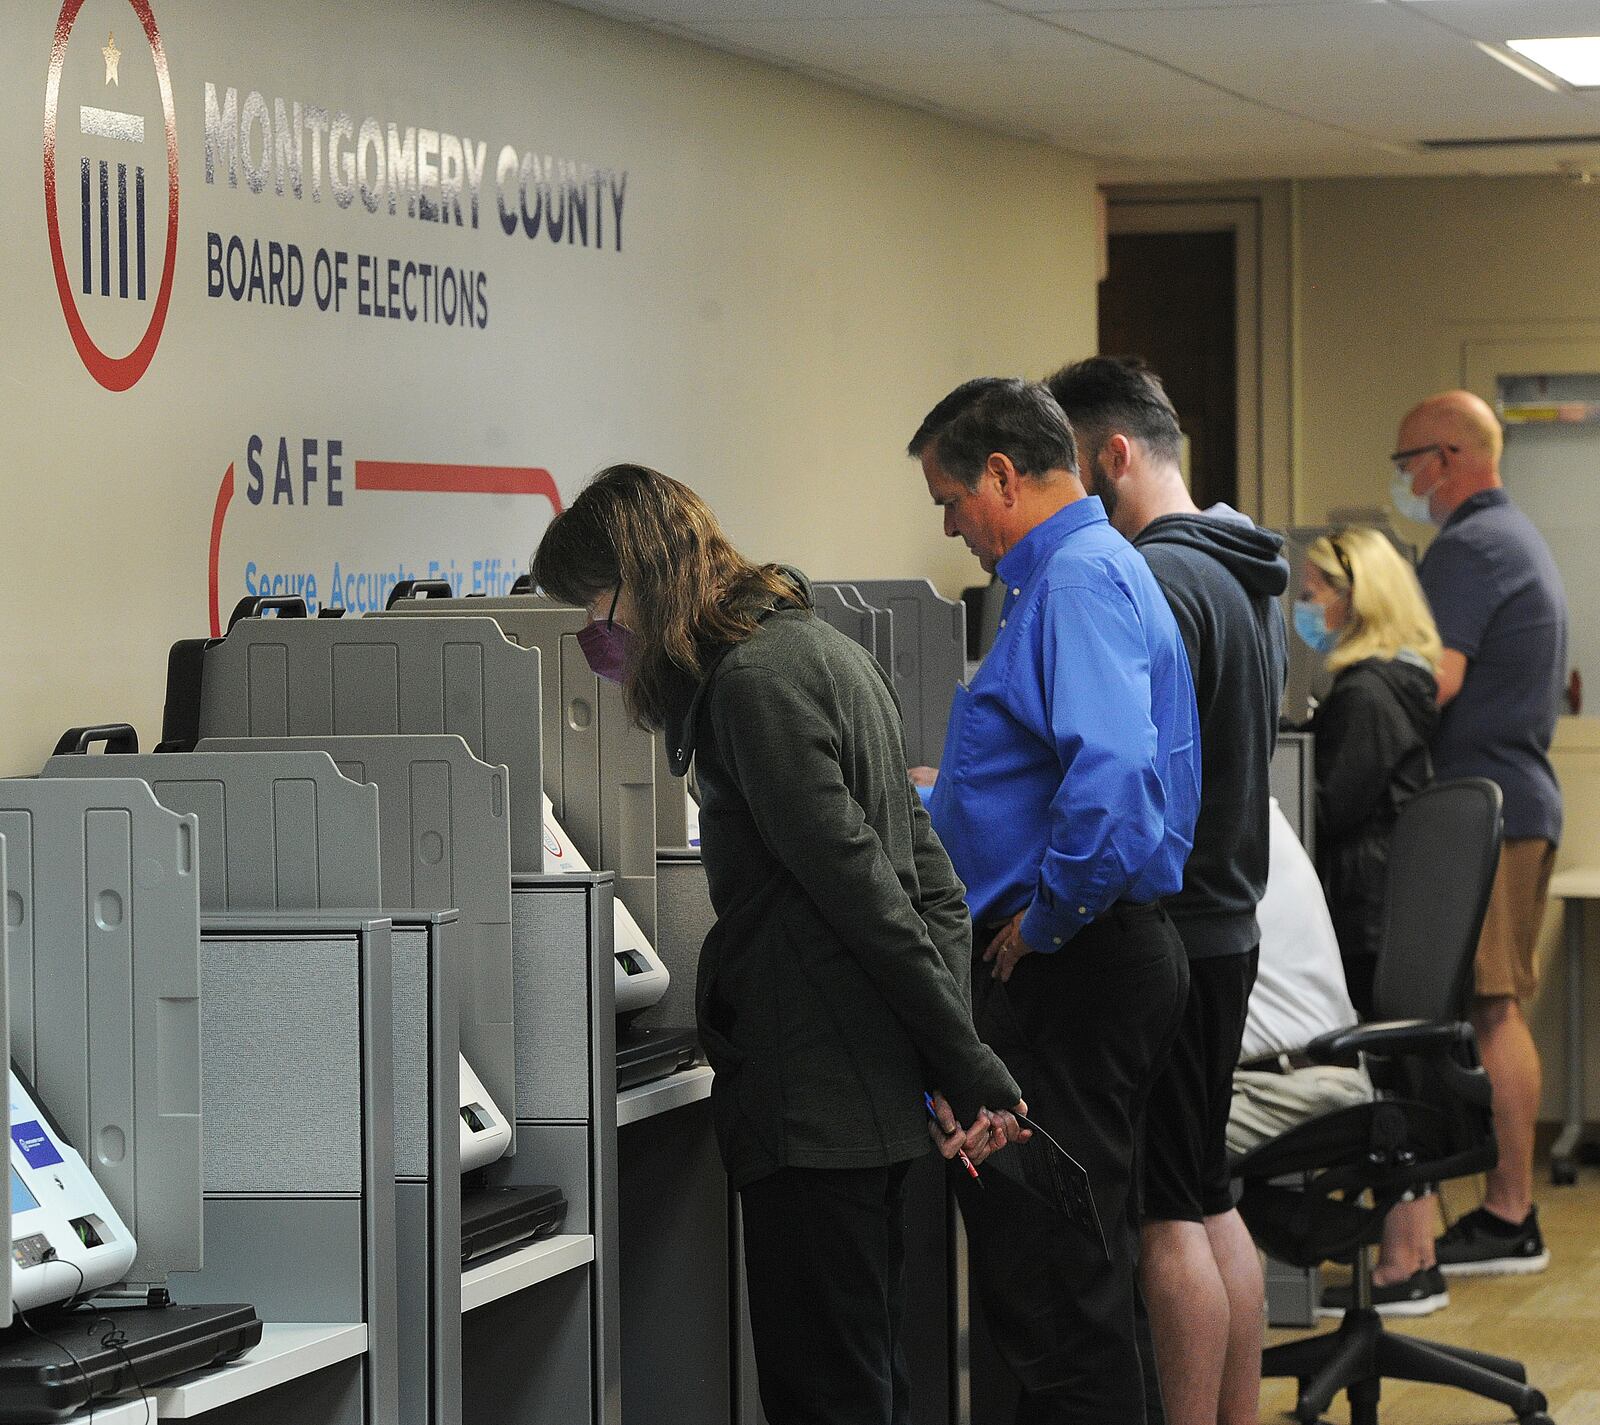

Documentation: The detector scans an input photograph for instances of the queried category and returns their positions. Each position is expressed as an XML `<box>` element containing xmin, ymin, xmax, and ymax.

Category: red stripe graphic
<box><xmin>207</xmin><ymin>459</ymin><xmax>559</xmax><ymax>634</ymax></box>
<box><xmin>208</xmin><ymin>462</ymin><xmax>235</xmax><ymax>636</ymax></box>
<box><xmin>355</xmin><ymin>462</ymin><xmax>562</xmax><ymax>507</ymax></box>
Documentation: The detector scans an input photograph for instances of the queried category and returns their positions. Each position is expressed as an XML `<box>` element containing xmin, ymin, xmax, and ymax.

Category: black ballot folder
<box><xmin>958</xmin><ymin>1113</ymin><xmax>1110</xmax><ymax>1262</ymax></box>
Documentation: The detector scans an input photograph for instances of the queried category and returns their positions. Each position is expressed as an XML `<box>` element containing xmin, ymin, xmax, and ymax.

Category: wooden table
<box><xmin>1547</xmin><ymin>869</ymin><xmax>1600</xmax><ymax>1184</ymax></box>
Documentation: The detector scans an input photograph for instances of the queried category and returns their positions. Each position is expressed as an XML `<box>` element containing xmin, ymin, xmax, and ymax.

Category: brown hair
<box><xmin>531</xmin><ymin>464</ymin><xmax>806</xmax><ymax>727</ymax></box>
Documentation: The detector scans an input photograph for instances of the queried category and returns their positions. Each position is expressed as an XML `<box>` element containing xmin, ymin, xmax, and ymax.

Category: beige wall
<box><xmin>0</xmin><ymin>0</ymin><xmax>1099</xmax><ymax>772</ymax></box>
<box><xmin>1535</xmin><ymin>721</ymin><xmax>1600</xmax><ymax>1122</ymax></box>
<box><xmin>1292</xmin><ymin>175</ymin><xmax>1600</xmax><ymax>524</ymax></box>
<box><xmin>1289</xmin><ymin>176</ymin><xmax>1600</xmax><ymax>1123</ymax></box>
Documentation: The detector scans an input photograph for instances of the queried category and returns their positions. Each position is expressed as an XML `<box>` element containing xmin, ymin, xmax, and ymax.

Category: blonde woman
<box><xmin>1297</xmin><ymin>527</ymin><xmax>1441</xmax><ymax>1020</ymax></box>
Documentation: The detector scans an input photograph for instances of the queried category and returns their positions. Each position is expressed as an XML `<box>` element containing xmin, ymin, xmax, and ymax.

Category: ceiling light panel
<box><xmin>1507</xmin><ymin>36</ymin><xmax>1600</xmax><ymax>87</ymax></box>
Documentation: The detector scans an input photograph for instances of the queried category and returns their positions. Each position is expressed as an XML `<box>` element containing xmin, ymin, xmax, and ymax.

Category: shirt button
<box><xmin>1076</xmin><ymin>906</ymin><xmax>1087</xmax><ymax>916</ymax></box>
<box><xmin>1053</xmin><ymin>936</ymin><xmax>1063</xmax><ymax>946</ymax></box>
<box><xmin>999</xmin><ymin>618</ymin><xmax>1006</xmax><ymax>628</ymax></box>
<box><xmin>1011</xmin><ymin>587</ymin><xmax>1021</xmax><ymax>596</ymax></box>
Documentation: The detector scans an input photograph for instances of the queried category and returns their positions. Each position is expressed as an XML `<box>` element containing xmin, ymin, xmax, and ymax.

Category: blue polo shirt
<box><xmin>929</xmin><ymin>497</ymin><xmax>1201</xmax><ymax>952</ymax></box>
<box><xmin>1419</xmin><ymin>488</ymin><xmax>1567</xmax><ymax>844</ymax></box>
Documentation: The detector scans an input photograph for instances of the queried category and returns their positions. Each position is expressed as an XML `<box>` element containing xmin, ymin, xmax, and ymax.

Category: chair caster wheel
<box><xmin>1551</xmin><ymin>1159</ymin><xmax>1577</xmax><ymax>1186</ymax></box>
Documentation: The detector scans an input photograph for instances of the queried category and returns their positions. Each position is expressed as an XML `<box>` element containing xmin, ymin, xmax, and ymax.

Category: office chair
<box><xmin>1233</xmin><ymin>778</ymin><xmax>1553</xmax><ymax>1425</ymax></box>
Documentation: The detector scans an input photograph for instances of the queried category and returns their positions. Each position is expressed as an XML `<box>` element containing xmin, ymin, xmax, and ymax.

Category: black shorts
<box><xmin>1142</xmin><ymin>947</ymin><xmax>1258</xmax><ymax>1223</ymax></box>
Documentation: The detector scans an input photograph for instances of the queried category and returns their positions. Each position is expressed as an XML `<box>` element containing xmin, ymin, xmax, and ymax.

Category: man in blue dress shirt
<box><xmin>908</xmin><ymin>377</ymin><xmax>1201</xmax><ymax>1424</ymax></box>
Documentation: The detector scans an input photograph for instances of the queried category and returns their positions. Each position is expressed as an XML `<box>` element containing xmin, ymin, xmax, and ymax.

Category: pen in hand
<box><xmin>925</xmin><ymin>1091</ymin><xmax>983</xmax><ymax>1186</ymax></box>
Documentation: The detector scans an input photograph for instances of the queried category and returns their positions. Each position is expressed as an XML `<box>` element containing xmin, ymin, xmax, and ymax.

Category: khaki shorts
<box><xmin>1475</xmin><ymin>837</ymin><xmax>1556</xmax><ymax>1001</ymax></box>
<box><xmin>1227</xmin><ymin>1065</ymin><xmax>1374</xmax><ymax>1158</ymax></box>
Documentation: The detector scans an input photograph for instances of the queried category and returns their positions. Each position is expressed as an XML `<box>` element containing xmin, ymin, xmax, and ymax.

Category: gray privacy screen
<box><xmin>196</xmin><ymin>614</ymin><xmax>542</xmax><ymax>874</ymax></box>
<box><xmin>0</xmin><ymin>777</ymin><xmax>202</xmax><ymax>1285</ymax></box>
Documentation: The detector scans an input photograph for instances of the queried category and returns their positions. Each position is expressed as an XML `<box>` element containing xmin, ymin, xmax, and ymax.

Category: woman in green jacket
<box><xmin>534</xmin><ymin>464</ymin><xmax>1024</xmax><ymax>1425</ymax></box>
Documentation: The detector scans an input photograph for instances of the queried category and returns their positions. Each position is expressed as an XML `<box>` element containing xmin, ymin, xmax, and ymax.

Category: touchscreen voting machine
<box><xmin>0</xmin><ymin>779</ymin><xmax>261</xmax><ymax>1423</ymax></box>
<box><xmin>8</xmin><ymin>1068</ymin><xmax>136</xmax><ymax>1312</ymax></box>
<box><xmin>1</xmin><ymin>1066</ymin><xmax>260</xmax><ymax>1423</ymax></box>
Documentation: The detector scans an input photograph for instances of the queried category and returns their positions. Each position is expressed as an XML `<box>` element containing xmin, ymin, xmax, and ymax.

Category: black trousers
<box><xmin>960</xmin><ymin>902</ymin><xmax>1189</xmax><ymax>1425</ymax></box>
<box><xmin>739</xmin><ymin>1160</ymin><xmax>914</xmax><ymax>1425</ymax></box>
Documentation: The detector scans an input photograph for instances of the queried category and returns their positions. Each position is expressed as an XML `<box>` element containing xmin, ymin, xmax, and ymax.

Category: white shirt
<box><xmin>1240</xmin><ymin>800</ymin><xmax>1358</xmax><ymax>1062</ymax></box>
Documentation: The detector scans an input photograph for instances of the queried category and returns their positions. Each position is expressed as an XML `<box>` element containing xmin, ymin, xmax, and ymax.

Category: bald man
<box><xmin>1392</xmin><ymin>389</ymin><xmax>1566</xmax><ymax>1276</ymax></box>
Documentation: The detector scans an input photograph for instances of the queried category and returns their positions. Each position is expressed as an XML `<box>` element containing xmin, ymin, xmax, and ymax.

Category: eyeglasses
<box><xmin>1389</xmin><ymin>442</ymin><xmax>1458</xmax><ymax>477</ymax></box>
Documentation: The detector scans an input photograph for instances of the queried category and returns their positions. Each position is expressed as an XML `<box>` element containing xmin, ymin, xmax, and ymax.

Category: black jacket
<box><xmin>1311</xmin><ymin>654</ymin><xmax>1439</xmax><ymax>967</ymax></box>
<box><xmin>1135</xmin><ymin>511</ymin><xmax>1289</xmax><ymax>959</ymax></box>
<box><xmin>664</xmin><ymin>574</ymin><xmax>1019</xmax><ymax>1189</ymax></box>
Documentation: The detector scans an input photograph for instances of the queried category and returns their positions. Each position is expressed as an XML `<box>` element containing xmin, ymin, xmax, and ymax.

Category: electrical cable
<box><xmin>14</xmin><ymin>1258</ymin><xmax>97</xmax><ymax>1423</ymax></box>
<box><xmin>12</xmin><ymin>1257</ymin><xmax>155</xmax><ymax>1425</ymax></box>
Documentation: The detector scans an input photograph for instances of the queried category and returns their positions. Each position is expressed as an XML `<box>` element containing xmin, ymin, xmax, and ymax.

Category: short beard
<box><xmin>1085</xmin><ymin>456</ymin><xmax>1119</xmax><ymax>523</ymax></box>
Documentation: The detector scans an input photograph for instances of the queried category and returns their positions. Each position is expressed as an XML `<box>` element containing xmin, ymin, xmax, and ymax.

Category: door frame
<box><xmin>1103</xmin><ymin>184</ymin><xmax>1295</xmax><ymax>529</ymax></box>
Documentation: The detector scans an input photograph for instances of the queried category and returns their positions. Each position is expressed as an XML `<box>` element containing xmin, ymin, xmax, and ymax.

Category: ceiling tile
<box><xmin>561</xmin><ymin>0</ymin><xmax>1600</xmax><ymax>176</ymax></box>
<box><xmin>1403</xmin><ymin>1</ymin><xmax>1600</xmax><ymax>44</ymax></box>
<box><xmin>1045</xmin><ymin>1</ymin><xmax>1600</xmax><ymax>140</ymax></box>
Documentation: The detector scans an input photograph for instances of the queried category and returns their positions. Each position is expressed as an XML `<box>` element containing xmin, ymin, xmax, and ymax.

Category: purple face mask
<box><xmin>577</xmin><ymin>583</ymin><xmax>633</xmax><ymax>683</ymax></box>
<box><xmin>577</xmin><ymin>620</ymin><xmax>634</xmax><ymax>683</ymax></box>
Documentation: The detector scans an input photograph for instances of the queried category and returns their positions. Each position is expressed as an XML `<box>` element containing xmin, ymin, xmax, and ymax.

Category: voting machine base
<box><xmin>459</xmin><ymin>1184</ymin><xmax>567</xmax><ymax>1264</ymax></box>
<box><xmin>615</xmin><ymin>1027</ymin><xmax>699</xmax><ymax>1091</ymax></box>
<box><xmin>0</xmin><ymin>1302</ymin><xmax>261</xmax><ymax>1423</ymax></box>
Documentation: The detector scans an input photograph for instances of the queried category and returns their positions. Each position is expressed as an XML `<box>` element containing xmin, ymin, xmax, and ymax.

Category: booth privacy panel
<box><xmin>0</xmin><ymin>778</ymin><xmax>202</xmax><ymax>1283</ymax></box>
<box><xmin>42</xmin><ymin>749</ymin><xmax>382</xmax><ymax>909</ymax></box>
<box><xmin>844</xmin><ymin>579</ymin><xmax>965</xmax><ymax>770</ymax></box>
<box><xmin>196</xmin><ymin>614</ymin><xmax>542</xmax><ymax>874</ymax></box>
<box><xmin>375</xmin><ymin>599</ymin><xmax>656</xmax><ymax>940</ymax></box>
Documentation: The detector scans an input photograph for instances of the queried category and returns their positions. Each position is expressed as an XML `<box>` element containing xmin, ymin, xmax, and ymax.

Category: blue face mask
<box><xmin>1293</xmin><ymin>600</ymin><xmax>1340</xmax><ymax>655</ymax></box>
<box><xmin>1390</xmin><ymin>469</ymin><xmax>1438</xmax><ymax>526</ymax></box>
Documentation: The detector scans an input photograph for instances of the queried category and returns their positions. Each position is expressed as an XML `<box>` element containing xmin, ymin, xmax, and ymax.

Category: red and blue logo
<box><xmin>43</xmin><ymin>0</ymin><xmax>179</xmax><ymax>391</ymax></box>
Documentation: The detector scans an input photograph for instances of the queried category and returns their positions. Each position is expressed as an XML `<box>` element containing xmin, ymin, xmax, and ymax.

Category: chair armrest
<box><xmin>1306</xmin><ymin>1018</ymin><xmax>1473</xmax><ymax>1064</ymax></box>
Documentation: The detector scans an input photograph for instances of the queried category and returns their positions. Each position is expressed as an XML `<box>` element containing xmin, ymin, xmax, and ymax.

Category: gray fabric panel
<box><xmin>181</xmin><ymin>1196</ymin><xmax>365</xmax><ymax>1322</ymax></box>
<box><xmin>644</xmin><ymin>855</ymin><xmax>714</xmax><ymax>1033</ymax></box>
<box><xmin>42</xmin><ymin>750</ymin><xmax>382</xmax><ymax>910</ymax></box>
<box><xmin>390</xmin><ymin>928</ymin><xmax>429</xmax><ymax>1180</ymax></box>
<box><xmin>197</xmin><ymin>734</ymin><xmax>516</xmax><ymax>1137</ymax></box>
<box><xmin>396</xmin><ymin>1182</ymin><xmax>440</xmax><ymax>1417</ymax></box>
<box><xmin>462</xmin><ymin>1265</ymin><xmax>590</xmax><ymax>1423</ymax></box>
<box><xmin>0</xmin><ymin>778</ymin><xmax>202</xmax><ymax>1282</ymax></box>
<box><xmin>489</xmin><ymin>1121</ymin><xmax>592</xmax><ymax>1233</ymax></box>
<box><xmin>847</xmin><ymin>578</ymin><xmax>965</xmax><ymax>769</ymax></box>
<box><xmin>618</xmin><ymin>1101</ymin><xmax>729</xmax><ymax>1425</ymax></box>
<box><xmin>200</xmin><ymin>934</ymin><xmax>362</xmax><ymax>1194</ymax></box>
<box><xmin>509</xmin><ymin>888</ymin><xmax>591</xmax><ymax>1120</ymax></box>
<box><xmin>196</xmin><ymin>616</ymin><xmax>541</xmax><ymax>875</ymax></box>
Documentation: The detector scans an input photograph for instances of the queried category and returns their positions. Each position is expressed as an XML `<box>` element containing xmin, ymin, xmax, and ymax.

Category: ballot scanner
<box><xmin>543</xmin><ymin>797</ymin><xmax>698</xmax><ymax>1088</ymax></box>
<box><xmin>457</xmin><ymin>1056</ymin><xmax>565</xmax><ymax>1263</ymax></box>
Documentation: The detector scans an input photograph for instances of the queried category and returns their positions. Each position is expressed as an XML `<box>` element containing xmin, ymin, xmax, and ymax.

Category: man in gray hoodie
<box><xmin>1047</xmin><ymin>357</ymin><xmax>1289</xmax><ymax>1425</ymax></box>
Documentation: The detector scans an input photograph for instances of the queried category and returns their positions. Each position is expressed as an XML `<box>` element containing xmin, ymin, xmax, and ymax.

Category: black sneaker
<box><xmin>1435</xmin><ymin>1206</ymin><xmax>1550</xmax><ymax>1277</ymax></box>
<box><xmin>1317</xmin><ymin>1265</ymin><xmax>1449</xmax><ymax>1318</ymax></box>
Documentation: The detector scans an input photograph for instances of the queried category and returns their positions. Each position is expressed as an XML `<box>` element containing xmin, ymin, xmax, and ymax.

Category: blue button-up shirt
<box><xmin>930</xmin><ymin>497</ymin><xmax>1201</xmax><ymax>952</ymax></box>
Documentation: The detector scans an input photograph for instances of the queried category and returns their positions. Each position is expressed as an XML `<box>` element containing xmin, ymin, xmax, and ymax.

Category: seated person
<box><xmin>1228</xmin><ymin>799</ymin><xmax>1372</xmax><ymax>1158</ymax></box>
<box><xmin>1231</xmin><ymin>802</ymin><xmax>1453</xmax><ymax>1318</ymax></box>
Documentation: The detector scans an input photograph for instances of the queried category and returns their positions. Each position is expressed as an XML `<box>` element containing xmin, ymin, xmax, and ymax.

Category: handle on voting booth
<box><xmin>50</xmin><ymin>723</ymin><xmax>140</xmax><ymax>756</ymax></box>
